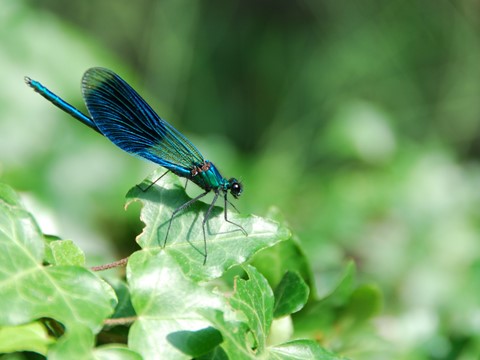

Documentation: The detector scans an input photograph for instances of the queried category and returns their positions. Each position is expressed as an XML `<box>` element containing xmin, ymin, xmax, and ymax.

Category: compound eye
<box><xmin>229</xmin><ymin>179</ymin><xmax>243</xmax><ymax>198</ymax></box>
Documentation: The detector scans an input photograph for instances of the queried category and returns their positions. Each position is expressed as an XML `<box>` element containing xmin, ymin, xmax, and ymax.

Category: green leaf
<box><xmin>127</xmin><ymin>253</ymin><xmax>329</xmax><ymax>359</ymax></box>
<box><xmin>273</xmin><ymin>271</ymin><xmax>310</xmax><ymax>318</ymax></box>
<box><xmin>269</xmin><ymin>339</ymin><xmax>347</xmax><ymax>360</ymax></box>
<box><xmin>0</xmin><ymin>183</ymin><xmax>117</xmax><ymax>356</ymax></box>
<box><xmin>230</xmin><ymin>265</ymin><xmax>274</xmax><ymax>354</ymax></box>
<box><xmin>196</xmin><ymin>345</ymin><xmax>229</xmax><ymax>360</ymax></box>
<box><xmin>252</xmin><ymin>237</ymin><xmax>315</xmax><ymax>295</ymax></box>
<box><xmin>0</xmin><ymin>322</ymin><xmax>54</xmax><ymax>355</ymax></box>
<box><xmin>318</xmin><ymin>261</ymin><xmax>357</xmax><ymax>306</ymax></box>
<box><xmin>291</xmin><ymin>261</ymin><xmax>379</xmax><ymax>349</ymax></box>
<box><xmin>47</xmin><ymin>325</ymin><xmax>95</xmax><ymax>360</ymax></box>
<box><xmin>0</xmin><ymin>183</ymin><xmax>44</xmax><ymax>271</ymax></box>
<box><xmin>202</xmin><ymin>267</ymin><xmax>338</xmax><ymax>359</ymax></box>
<box><xmin>199</xmin><ymin>309</ymin><xmax>253</xmax><ymax>360</ymax></box>
<box><xmin>344</xmin><ymin>284</ymin><xmax>382</xmax><ymax>324</ymax></box>
<box><xmin>126</xmin><ymin>172</ymin><xmax>290</xmax><ymax>281</ymax></box>
<box><xmin>109</xmin><ymin>278</ymin><xmax>136</xmax><ymax>319</ymax></box>
<box><xmin>47</xmin><ymin>239</ymin><xmax>86</xmax><ymax>266</ymax></box>
<box><xmin>94</xmin><ymin>345</ymin><xmax>143</xmax><ymax>360</ymax></box>
<box><xmin>0</xmin><ymin>182</ymin><xmax>22</xmax><ymax>206</ymax></box>
<box><xmin>166</xmin><ymin>327</ymin><xmax>223</xmax><ymax>357</ymax></box>
<box><xmin>292</xmin><ymin>262</ymin><xmax>356</xmax><ymax>334</ymax></box>
<box><xmin>50</xmin><ymin>326</ymin><xmax>143</xmax><ymax>360</ymax></box>
<box><xmin>127</xmin><ymin>250</ymin><xmax>225</xmax><ymax>359</ymax></box>
<box><xmin>206</xmin><ymin>267</ymin><xmax>294</xmax><ymax>358</ymax></box>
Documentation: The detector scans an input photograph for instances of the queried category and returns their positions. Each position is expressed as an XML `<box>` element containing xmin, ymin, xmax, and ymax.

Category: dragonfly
<box><xmin>25</xmin><ymin>67</ymin><xmax>247</xmax><ymax>264</ymax></box>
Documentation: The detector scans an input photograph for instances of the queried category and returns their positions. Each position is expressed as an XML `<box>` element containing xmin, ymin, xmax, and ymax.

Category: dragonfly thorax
<box><xmin>189</xmin><ymin>161</ymin><xmax>242</xmax><ymax>198</ymax></box>
<box><xmin>190</xmin><ymin>161</ymin><xmax>212</xmax><ymax>176</ymax></box>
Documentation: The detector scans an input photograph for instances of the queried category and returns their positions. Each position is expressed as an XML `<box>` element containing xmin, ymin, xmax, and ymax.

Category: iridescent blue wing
<box><xmin>81</xmin><ymin>67</ymin><xmax>204</xmax><ymax>174</ymax></box>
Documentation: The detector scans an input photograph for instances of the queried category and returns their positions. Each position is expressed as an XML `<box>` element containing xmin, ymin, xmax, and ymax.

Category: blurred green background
<box><xmin>2</xmin><ymin>0</ymin><xmax>480</xmax><ymax>358</ymax></box>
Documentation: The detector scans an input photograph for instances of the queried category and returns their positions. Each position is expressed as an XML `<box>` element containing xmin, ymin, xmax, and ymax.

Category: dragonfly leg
<box><xmin>224</xmin><ymin>194</ymin><xmax>248</xmax><ymax>236</ymax></box>
<box><xmin>201</xmin><ymin>191</ymin><xmax>221</xmax><ymax>265</ymax></box>
<box><xmin>225</xmin><ymin>197</ymin><xmax>241</xmax><ymax>213</ymax></box>
<box><xmin>137</xmin><ymin>170</ymin><xmax>170</xmax><ymax>192</ymax></box>
<box><xmin>164</xmin><ymin>190</ymin><xmax>210</xmax><ymax>247</ymax></box>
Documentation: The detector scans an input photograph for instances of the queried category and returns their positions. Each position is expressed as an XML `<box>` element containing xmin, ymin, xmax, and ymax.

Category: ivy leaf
<box><xmin>47</xmin><ymin>326</ymin><xmax>95</xmax><ymax>360</ymax></box>
<box><xmin>47</xmin><ymin>326</ymin><xmax>142</xmax><ymax>360</ymax></box>
<box><xmin>109</xmin><ymin>278</ymin><xmax>136</xmax><ymax>320</ymax></box>
<box><xmin>269</xmin><ymin>339</ymin><xmax>348</xmax><ymax>360</ymax></box>
<box><xmin>166</xmin><ymin>327</ymin><xmax>223</xmax><ymax>357</ymax></box>
<box><xmin>126</xmin><ymin>171</ymin><xmax>290</xmax><ymax>281</ymax></box>
<box><xmin>252</xmin><ymin>237</ymin><xmax>315</xmax><ymax>294</ymax></box>
<box><xmin>319</xmin><ymin>261</ymin><xmax>357</xmax><ymax>307</ymax></box>
<box><xmin>0</xmin><ymin>322</ymin><xmax>54</xmax><ymax>355</ymax></box>
<box><xmin>229</xmin><ymin>266</ymin><xmax>273</xmax><ymax>354</ymax></box>
<box><xmin>127</xmin><ymin>250</ymin><xmax>226</xmax><ymax>359</ymax></box>
<box><xmin>0</xmin><ymin>183</ymin><xmax>117</xmax><ymax>356</ymax></box>
<box><xmin>94</xmin><ymin>345</ymin><xmax>143</xmax><ymax>360</ymax></box>
<box><xmin>273</xmin><ymin>271</ymin><xmax>309</xmax><ymax>318</ymax></box>
<box><xmin>46</xmin><ymin>239</ymin><xmax>86</xmax><ymax>266</ymax></box>
<box><xmin>292</xmin><ymin>261</ymin><xmax>381</xmax><ymax>354</ymax></box>
<box><xmin>344</xmin><ymin>283</ymin><xmax>382</xmax><ymax>324</ymax></box>
<box><xmin>199</xmin><ymin>309</ymin><xmax>254</xmax><ymax>360</ymax></box>
<box><xmin>201</xmin><ymin>266</ymin><xmax>343</xmax><ymax>359</ymax></box>
<box><xmin>292</xmin><ymin>262</ymin><xmax>357</xmax><ymax>335</ymax></box>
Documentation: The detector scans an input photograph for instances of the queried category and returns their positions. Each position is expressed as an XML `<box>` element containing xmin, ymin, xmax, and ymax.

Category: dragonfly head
<box><xmin>228</xmin><ymin>178</ymin><xmax>243</xmax><ymax>198</ymax></box>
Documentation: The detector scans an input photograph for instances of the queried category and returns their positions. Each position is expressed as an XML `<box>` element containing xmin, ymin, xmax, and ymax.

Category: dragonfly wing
<box><xmin>81</xmin><ymin>67</ymin><xmax>204</xmax><ymax>172</ymax></box>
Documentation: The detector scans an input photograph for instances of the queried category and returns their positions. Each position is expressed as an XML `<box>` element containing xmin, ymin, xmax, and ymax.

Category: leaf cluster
<box><xmin>0</xmin><ymin>172</ymin><xmax>379</xmax><ymax>359</ymax></box>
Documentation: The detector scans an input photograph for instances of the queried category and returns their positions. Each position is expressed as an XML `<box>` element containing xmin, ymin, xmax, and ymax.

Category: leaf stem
<box><xmin>103</xmin><ymin>316</ymin><xmax>137</xmax><ymax>327</ymax></box>
<box><xmin>90</xmin><ymin>257</ymin><xmax>129</xmax><ymax>271</ymax></box>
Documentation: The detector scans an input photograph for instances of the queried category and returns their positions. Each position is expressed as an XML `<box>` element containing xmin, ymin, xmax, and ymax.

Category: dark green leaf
<box><xmin>252</xmin><ymin>237</ymin><xmax>315</xmax><ymax>296</ymax></box>
<box><xmin>166</xmin><ymin>327</ymin><xmax>223</xmax><ymax>357</ymax></box>
<box><xmin>344</xmin><ymin>284</ymin><xmax>382</xmax><ymax>324</ymax></box>
<box><xmin>195</xmin><ymin>345</ymin><xmax>229</xmax><ymax>360</ymax></box>
<box><xmin>273</xmin><ymin>271</ymin><xmax>309</xmax><ymax>318</ymax></box>
<box><xmin>109</xmin><ymin>279</ymin><xmax>136</xmax><ymax>319</ymax></box>
<box><xmin>292</xmin><ymin>262</ymin><xmax>357</xmax><ymax>335</ymax></box>
<box><xmin>290</xmin><ymin>260</ymin><xmax>380</xmax><ymax>355</ymax></box>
